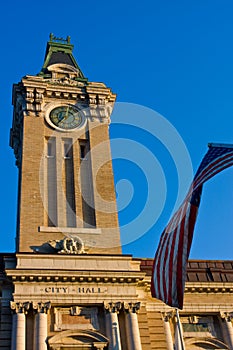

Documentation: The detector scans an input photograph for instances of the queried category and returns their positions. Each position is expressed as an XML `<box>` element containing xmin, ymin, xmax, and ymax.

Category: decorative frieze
<box><xmin>13</xmin><ymin>78</ymin><xmax>115</xmax><ymax>117</ymax></box>
<box><xmin>10</xmin><ymin>274</ymin><xmax>142</xmax><ymax>284</ymax></box>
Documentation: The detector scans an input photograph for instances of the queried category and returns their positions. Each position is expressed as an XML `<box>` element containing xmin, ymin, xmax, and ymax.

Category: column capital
<box><xmin>123</xmin><ymin>302</ymin><xmax>141</xmax><ymax>314</ymax></box>
<box><xmin>220</xmin><ymin>311</ymin><xmax>233</xmax><ymax>322</ymax></box>
<box><xmin>10</xmin><ymin>301</ymin><xmax>30</xmax><ymax>314</ymax></box>
<box><xmin>163</xmin><ymin>312</ymin><xmax>173</xmax><ymax>322</ymax></box>
<box><xmin>104</xmin><ymin>301</ymin><xmax>122</xmax><ymax>314</ymax></box>
<box><xmin>33</xmin><ymin>301</ymin><xmax>51</xmax><ymax>314</ymax></box>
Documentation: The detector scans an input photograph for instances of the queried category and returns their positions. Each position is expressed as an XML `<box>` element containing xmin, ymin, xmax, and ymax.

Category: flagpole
<box><xmin>208</xmin><ymin>142</ymin><xmax>233</xmax><ymax>148</ymax></box>
<box><xmin>175</xmin><ymin>308</ymin><xmax>185</xmax><ymax>350</ymax></box>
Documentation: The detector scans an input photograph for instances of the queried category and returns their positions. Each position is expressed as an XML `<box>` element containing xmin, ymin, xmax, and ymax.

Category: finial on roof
<box><xmin>38</xmin><ymin>34</ymin><xmax>87</xmax><ymax>82</ymax></box>
<box><xmin>49</xmin><ymin>33</ymin><xmax>71</xmax><ymax>44</ymax></box>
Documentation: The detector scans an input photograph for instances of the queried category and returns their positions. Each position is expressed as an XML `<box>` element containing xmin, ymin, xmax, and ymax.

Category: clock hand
<box><xmin>65</xmin><ymin>105</ymin><xmax>70</xmax><ymax>119</ymax></box>
<box><xmin>58</xmin><ymin>112</ymin><xmax>65</xmax><ymax>121</ymax></box>
<box><xmin>58</xmin><ymin>107</ymin><xmax>70</xmax><ymax>124</ymax></box>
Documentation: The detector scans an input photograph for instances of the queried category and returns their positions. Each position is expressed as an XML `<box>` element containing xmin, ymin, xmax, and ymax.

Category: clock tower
<box><xmin>1</xmin><ymin>35</ymin><xmax>145</xmax><ymax>350</ymax></box>
<box><xmin>10</xmin><ymin>34</ymin><xmax>121</xmax><ymax>255</ymax></box>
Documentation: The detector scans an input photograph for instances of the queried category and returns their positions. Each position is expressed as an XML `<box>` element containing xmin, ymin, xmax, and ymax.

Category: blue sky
<box><xmin>1</xmin><ymin>0</ymin><xmax>233</xmax><ymax>259</ymax></box>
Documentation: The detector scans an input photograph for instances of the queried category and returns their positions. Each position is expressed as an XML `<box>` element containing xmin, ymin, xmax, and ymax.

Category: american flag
<box><xmin>151</xmin><ymin>144</ymin><xmax>233</xmax><ymax>309</ymax></box>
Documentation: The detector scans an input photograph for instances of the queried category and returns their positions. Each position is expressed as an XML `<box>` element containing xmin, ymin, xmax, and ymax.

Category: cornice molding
<box><xmin>6</xmin><ymin>270</ymin><xmax>144</xmax><ymax>285</ymax></box>
<box><xmin>185</xmin><ymin>282</ymin><xmax>233</xmax><ymax>294</ymax></box>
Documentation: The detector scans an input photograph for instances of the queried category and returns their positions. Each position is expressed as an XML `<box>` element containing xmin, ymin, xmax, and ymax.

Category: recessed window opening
<box><xmin>62</xmin><ymin>138</ymin><xmax>76</xmax><ymax>227</ymax></box>
<box><xmin>64</xmin><ymin>142</ymin><xmax>72</xmax><ymax>159</ymax></box>
<box><xmin>45</xmin><ymin>137</ymin><xmax>57</xmax><ymax>227</ymax></box>
<box><xmin>47</xmin><ymin>138</ymin><xmax>55</xmax><ymax>158</ymax></box>
<box><xmin>80</xmin><ymin>142</ymin><xmax>87</xmax><ymax>160</ymax></box>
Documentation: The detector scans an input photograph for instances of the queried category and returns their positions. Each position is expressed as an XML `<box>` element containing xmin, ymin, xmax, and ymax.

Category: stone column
<box><xmin>124</xmin><ymin>302</ymin><xmax>142</xmax><ymax>350</ymax></box>
<box><xmin>220</xmin><ymin>312</ymin><xmax>233</xmax><ymax>350</ymax></box>
<box><xmin>10</xmin><ymin>302</ymin><xmax>30</xmax><ymax>350</ymax></box>
<box><xmin>33</xmin><ymin>302</ymin><xmax>51</xmax><ymax>350</ymax></box>
<box><xmin>163</xmin><ymin>313</ymin><xmax>174</xmax><ymax>350</ymax></box>
<box><xmin>104</xmin><ymin>302</ymin><xmax>122</xmax><ymax>350</ymax></box>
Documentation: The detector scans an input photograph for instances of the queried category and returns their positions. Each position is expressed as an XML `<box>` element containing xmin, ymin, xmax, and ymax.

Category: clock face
<box><xmin>49</xmin><ymin>105</ymin><xmax>83</xmax><ymax>130</ymax></box>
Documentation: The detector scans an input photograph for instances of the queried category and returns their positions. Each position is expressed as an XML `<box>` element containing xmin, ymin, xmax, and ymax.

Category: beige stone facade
<box><xmin>11</xmin><ymin>72</ymin><xmax>120</xmax><ymax>254</ymax></box>
<box><xmin>0</xmin><ymin>35</ymin><xmax>233</xmax><ymax>349</ymax></box>
<box><xmin>1</xmin><ymin>255</ymin><xmax>233</xmax><ymax>349</ymax></box>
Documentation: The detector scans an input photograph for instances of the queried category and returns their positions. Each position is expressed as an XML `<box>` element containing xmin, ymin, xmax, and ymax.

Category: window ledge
<box><xmin>38</xmin><ymin>226</ymin><xmax>101</xmax><ymax>235</ymax></box>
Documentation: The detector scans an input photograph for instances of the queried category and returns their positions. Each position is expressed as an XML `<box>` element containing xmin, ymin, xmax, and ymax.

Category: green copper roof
<box><xmin>38</xmin><ymin>33</ymin><xmax>87</xmax><ymax>81</ymax></box>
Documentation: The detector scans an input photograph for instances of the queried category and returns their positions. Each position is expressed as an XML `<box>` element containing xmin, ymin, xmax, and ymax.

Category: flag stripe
<box><xmin>153</xmin><ymin>208</ymin><xmax>181</xmax><ymax>301</ymax></box>
<box><xmin>184</xmin><ymin>152</ymin><xmax>233</xmax><ymax>199</ymax></box>
<box><xmin>194</xmin><ymin>158</ymin><xmax>233</xmax><ymax>189</ymax></box>
<box><xmin>193</xmin><ymin>152</ymin><xmax>233</xmax><ymax>189</ymax></box>
<box><xmin>167</xmin><ymin>219</ymin><xmax>180</xmax><ymax>304</ymax></box>
<box><xmin>177</xmin><ymin>202</ymin><xmax>190</xmax><ymax>308</ymax></box>
<box><xmin>151</xmin><ymin>145</ymin><xmax>233</xmax><ymax>309</ymax></box>
<box><xmin>164</xmin><ymin>207</ymin><xmax>183</xmax><ymax>304</ymax></box>
<box><xmin>172</xmin><ymin>202</ymin><xmax>188</xmax><ymax>306</ymax></box>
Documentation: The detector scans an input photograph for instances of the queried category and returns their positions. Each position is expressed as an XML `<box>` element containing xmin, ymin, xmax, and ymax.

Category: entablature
<box><xmin>12</xmin><ymin>76</ymin><xmax>116</xmax><ymax>112</ymax></box>
<box><xmin>6</xmin><ymin>270</ymin><xmax>145</xmax><ymax>285</ymax></box>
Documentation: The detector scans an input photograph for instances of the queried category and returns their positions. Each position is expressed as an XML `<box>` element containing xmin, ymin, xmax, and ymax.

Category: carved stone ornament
<box><xmin>45</xmin><ymin>63</ymin><xmax>84</xmax><ymax>86</ymax></box>
<box><xmin>33</xmin><ymin>301</ymin><xmax>51</xmax><ymax>314</ymax></box>
<box><xmin>46</xmin><ymin>77</ymin><xmax>84</xmax><ymax>86</ymax></box>
<box><xmin>163</xmin><ymin>312</ymin><xmax>173</xmax><ymax>322</ymax></box>
<box><xmin>123</xmin><ymin>302</ymin><xmax>141</xmax><ymax>314</ymax></box>
<box><xmin>59</xmin><ymin>236</ymin><xmax>85</xmax><ymax>254</ymax></box>
<box><xmin>10</xmin><ymin>301</ymin><xmax>30</xmax><ymax>314</ymax></box>
<box><xmin>220</xmin><ymin>311</ymin><xmax>233</xmax><ymax>322</ymax></box>
<box><xmin>104</xmin><ymin>302</ymin><xmax>122</xmax><ymax>314</ymax></box>
<box><xmin>31</xmin><ymin>235</ymin><xmax>85</xmax><ymax>254</ymax></box>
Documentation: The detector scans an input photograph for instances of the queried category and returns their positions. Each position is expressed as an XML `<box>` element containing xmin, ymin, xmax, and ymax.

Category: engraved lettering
<box><xmin>41</xmin><ymin>286</ymin><xmax>106</xmax><ymax>294</ymax></box>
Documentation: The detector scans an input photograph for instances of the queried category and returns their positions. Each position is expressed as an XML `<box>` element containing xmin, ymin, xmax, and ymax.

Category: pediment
<box><xmin>48</xmin><ymin>329</ymin><xmax>108</xmax><ymax>349</ymax></box>
<box><xmin>47</xmin><ymin>63</ymin><xmax>81</xmax><ymax>79</ymax></box>
<box><xmin>185</xmin><ymin>336</ymin><xmax>228</xmax><ymax>349</ymax></box>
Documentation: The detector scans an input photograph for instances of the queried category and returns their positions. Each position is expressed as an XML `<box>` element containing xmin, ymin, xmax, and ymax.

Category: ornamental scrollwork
<box><xmin>104</xmin><ymin>302</ymin><xmax>122</xmax><ymax>314</ymax></box>
<box><xmin>10</xmin><ymin>301</ymin><xmax>30</xmax><ymax>314</ymax></box>
<box><xmin>123</xmin><ymin>302</ymin><xmax>141</xmax><ymax>314</ymax></box>
<box><xmin>31</xmin><ymin>235</ymin><xmax>85</xmax><ymax>255</ymax></box>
